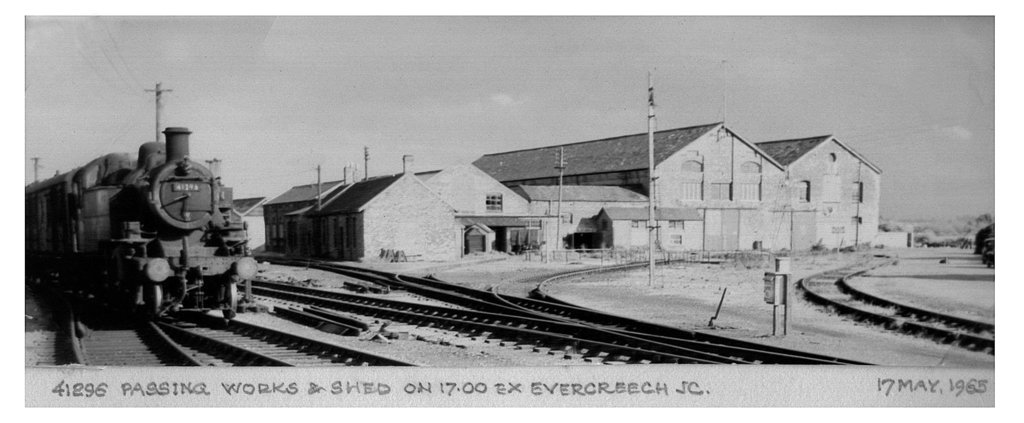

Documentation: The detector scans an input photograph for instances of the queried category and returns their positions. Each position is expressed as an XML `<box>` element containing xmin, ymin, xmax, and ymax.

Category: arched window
<box><xmin>797</xmin><ymin>181</ymin><xmax>811</xmax><ymax>203</ymax></box>
<box><xmin>681</xmin><ymin>160</ymin><xmax>703</xmax><ymax>173</ymax></box>
<box><xmin>740</xmin><ymin>161</ymin><xmax>761</xmax><ymax>174</ymax></box>
<box><xmin>827</xmin><ymin>153</ymin><xmax>838</xmax><ymax>174</ymax></box>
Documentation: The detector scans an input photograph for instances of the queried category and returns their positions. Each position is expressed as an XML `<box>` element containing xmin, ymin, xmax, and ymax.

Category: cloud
<box><xmin>490</xmin><ymin>93</ymin><xmax>523</xmax><ymax>107</ymax></box>
<box><xmin>938</xmin><ymin>125</ymin><xmax>973</xmax><ymax>141</ymax></box>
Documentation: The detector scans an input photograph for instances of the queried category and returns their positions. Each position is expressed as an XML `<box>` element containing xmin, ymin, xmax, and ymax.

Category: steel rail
<box><xmin>253</xmin><ymin>282</ymin><xmax>740</xmax><ymax>364</ymax></box>
<box><xmin>255</xmin><ymin>258</ymin><xmax>867</xmax><ymax>364</ymax></box>
<box><xmin>797</xmin><ymin>261</ymin><xmax>994</xmax><ymax>355</ymax></box>
<box><xmin>837</xmin><ymin>271</ymin><xmax>995</xmax><ymax>334</ymax></box>
<box><xmin>172</xmin><ymin>312</ymin><xmax>417</xmax><ymax>366</ymax></box>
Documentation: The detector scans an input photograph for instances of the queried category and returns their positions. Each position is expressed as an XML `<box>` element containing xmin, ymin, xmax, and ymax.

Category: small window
<box><xmin>707</xmin><ymin>183</ymin><xmax>732</xmax><ymax>201</ymax></box>
<box><xmin>827</xmin><ymin>153</ymin><xmax>839</xmax><ymax>174</ymax></box>
<box><xmin>851</xmin><ymin>182</ymin><xmax>863</xmax><ymax>203</ymax></box>
<box><xmin>797</xmin><ymin>181</ymin><xmax>811</xmax><ymax>203</ymax></box>
<box><xmin>486</xmin><ymin>194</ymin><xmax>503</xmax><ymax>212</ymax></box>
<box><xmin>669</xmin><ymin>220</ymin><xmax>684</xmax><ymax>229</ymax></box>
<box><xmin>852</xmin><ymin>216</ymin><xmax>863</xmax><ymax>225</ymax></box>
<box><xmin>670</xmin><ymin>235</ymin><xmax>683</xmax><ymax>245</ymax></box>
<box><xmin>561</xmin><ymin>213</ymin><xmax>572</xmax><ymax>223</ymax></box>
<box><xmin>631</xmin><ymin>220</ymin><xmax>642</xmax><ymax>228</ymax></box>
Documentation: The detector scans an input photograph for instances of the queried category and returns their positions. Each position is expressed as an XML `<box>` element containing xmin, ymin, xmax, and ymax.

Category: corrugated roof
<box><xmin>232</xmin><ymin>197</ymin><xmax>266</xmax><ymax>215</ymax></box>
<box><xmin>601</xmin><ymin>207</ymin><xmax>703</xmax><ymax>221</ymax></box>
<box><xmin>473</xmin><ymin>123</ymin><xmax>722</xmax><ymax>182</ymax></box>
<box><xmin>314</xmin><ymin>174</ymin><xmax>404</xmax><ymax>215</ymax></box>
<box><xmin>511</xmin><ymin>185</ymin><xmax>648</xmax><ymax>202</ymax></box>
<box><xmin>754</xmin><ymin>136</ymin><xmax>831</xmax><ymax>167</ymax></box>
<box><xmin>265</xmin><ymin>180</ymin><xmax>345</xmax><ymax>205</ymax></box>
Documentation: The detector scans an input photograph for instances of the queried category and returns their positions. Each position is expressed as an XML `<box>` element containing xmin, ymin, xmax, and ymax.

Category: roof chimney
<box><xmin>403</xmin><ymin>155</ymin><xmax>414</xmax><ymax>175</ymax></box>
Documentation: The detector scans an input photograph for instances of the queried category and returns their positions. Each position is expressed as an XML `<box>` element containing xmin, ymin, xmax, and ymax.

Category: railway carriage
<box><xmin>26</xmin><ymin>127</ymin><xmax>256</xmax><ymax>319</ymax></box>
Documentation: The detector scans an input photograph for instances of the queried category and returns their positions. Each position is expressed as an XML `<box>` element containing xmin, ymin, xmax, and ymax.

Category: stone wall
<box><xmin>362</xmin><ymin>176</ymin><xmax>459</xmax><ymax>261</ymax></box>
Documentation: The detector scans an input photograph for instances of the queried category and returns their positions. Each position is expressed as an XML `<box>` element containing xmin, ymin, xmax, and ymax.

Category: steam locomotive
<box><xmin>26</xmin><ymin>127</ymin><xmax>256</xmax><ymax>319</ymax></box>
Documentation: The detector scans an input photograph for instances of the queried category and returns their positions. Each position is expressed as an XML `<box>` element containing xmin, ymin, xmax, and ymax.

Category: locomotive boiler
<box><xmin>26</xmin><ymin>127</ymin><xmax>256</xmax><ymax>319</ymax></box>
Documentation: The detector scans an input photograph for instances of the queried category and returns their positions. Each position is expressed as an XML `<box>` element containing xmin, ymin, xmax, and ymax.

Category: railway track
<box><xmin>25</xmin><ymin>283</ymin><xmax>80</xmax><ymax>366</ymax></box>
<box><xmin>159</xmin><ymin>312</ymin><xmax>415</xmax><ymax>366</ymax></box>
<box><xmin>262</xmin><ymin>258</ymin><xmax>865</xmax><ymax>364</ymax></box>
<box><xmin>30</xmin><ymin>279</ymin><xmax>415</xmax><ymax>367</ymax></box>
<box><xmin>798</xmin><ymin>259</ymin><xmax>994</xmax><ymax>354</ymax></box>
<box><xmin>251</xmin><ymin>275</ymin><xmax>856</xmax><ymax>365</ymax></box>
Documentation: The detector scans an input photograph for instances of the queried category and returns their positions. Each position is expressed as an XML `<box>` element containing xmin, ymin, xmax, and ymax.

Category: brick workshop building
<box><xmin>475</xmin><ymin>122</ymin><xmax>881</xmax><ymax>251</ymax></box>
<box><xmin>308</xmin><ymin>172</ymin><xmax>459</xmax><ymax>261</ymax></box>
<box><xmin>415</xmin><ymin>164</ymin><xmax>545</xmax><ymax>255</ymax></box>
<box><xmin>262</xmin><ymin>180</ymin><xmax>346</xmax><ymax>255</ymax></box>
<box><xmin>754</xmin><ymin>135</ymin><xmax>882</xmax><ymax>249</ymax></box>
<box><xmin>511</xmin><ymin>185</ymin><xmax>649</xmax><ymax>249</ymax></box>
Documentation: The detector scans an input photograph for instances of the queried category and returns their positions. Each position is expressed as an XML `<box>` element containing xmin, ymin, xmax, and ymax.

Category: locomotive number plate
<box><xmin>172</xmin><ymin>183</ymin><xmax>202</xmax><ymax>192</ymax></box>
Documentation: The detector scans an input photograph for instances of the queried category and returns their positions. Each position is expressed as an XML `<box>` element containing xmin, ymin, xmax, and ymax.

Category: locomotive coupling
<box><xmin>145</xmin><ymin>258</ymin><xmax>172</xmax><ymax>282</ymax></box>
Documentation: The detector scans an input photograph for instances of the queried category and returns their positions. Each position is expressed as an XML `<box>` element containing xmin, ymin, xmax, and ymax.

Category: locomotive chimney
<box><xmin>402</xmin><ymin>155</ymin><xmax>414</xmax><ymax>175</ymax></box>
<box><xmin>163</xmin><ymin>127</ymin><xmax>192</xmax><ymax>162</ymax></box>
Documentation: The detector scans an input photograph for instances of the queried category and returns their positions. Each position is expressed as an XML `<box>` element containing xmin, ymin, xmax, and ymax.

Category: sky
<box><xmin>24</xmin><ymin>16</ymin><xmax>994</xmax><ymax>220</ymax></box>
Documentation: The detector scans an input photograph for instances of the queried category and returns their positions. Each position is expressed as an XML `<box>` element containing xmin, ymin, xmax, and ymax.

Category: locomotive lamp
<box><xmin>145</xmin><ymin>258</ymin><xmax>172</xmax><ymax>282</ymax></box>
<box><xmin>233</xmin><ymin>257</ymin><xmax>258</xmax><ymax>280</ymax></box>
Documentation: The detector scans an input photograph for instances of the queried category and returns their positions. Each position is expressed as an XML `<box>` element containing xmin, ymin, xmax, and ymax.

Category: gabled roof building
<box><xmin>755</xmin><ymin>135</ymin><xmax>882</xmax><ymax>249</ymax></box>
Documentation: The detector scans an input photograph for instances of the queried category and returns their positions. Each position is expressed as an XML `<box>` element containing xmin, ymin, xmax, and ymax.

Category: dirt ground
<box><xmin>538</xmin><ymin>249</ymin><xmax>994</xmax><ymax>367</ymax></box>
<box><xmin>846</xmin><ymin>249</ymin><xmax>994</xmax><ymax>324</ymax></box>
<box><xmin>254</xmin><ymin>248</ymin><xmax>995</xmax><ymax>367</ymax></box>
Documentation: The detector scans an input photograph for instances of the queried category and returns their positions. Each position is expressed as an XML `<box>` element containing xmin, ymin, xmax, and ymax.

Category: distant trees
<box><xmin>882</xmin><ymin>213</ymin><xmax>993</xmax><ymax>247</ymax></box>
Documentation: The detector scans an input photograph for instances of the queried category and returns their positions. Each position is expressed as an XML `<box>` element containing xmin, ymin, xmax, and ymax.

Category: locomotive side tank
<box><xmin>26</xmin><ymin>127</ymin><xmax>255</xmax><ymax>319</ymax></box>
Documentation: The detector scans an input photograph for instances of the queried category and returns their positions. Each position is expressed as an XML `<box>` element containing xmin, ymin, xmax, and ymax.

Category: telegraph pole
<box><xmin>31</xmin><ymin>157</ymin><xmax>40</xmax><ymax>183</ymax></box>
<box><xmin>363</xmin><ymin>146</ymin><xmax>369</xmax><ymax>181</ymax></box>
<box><xmin>145</xmin><ymin>82</ymin><xmax>173</xmax><ymax>142</ymax></box>
<box><xmin>647</xmin><ymin>73</ymin><xmax>657</xmax><ymax>287</ymax></box>
<box><xmin>316</xmin><ymin>164</ymin><xmax>323</xmax><ymax>211</ymax></box>
<box><xmin>554</xmin><ymin>147</ymin><xmax>567</xmax><ymax>253</ymax></box>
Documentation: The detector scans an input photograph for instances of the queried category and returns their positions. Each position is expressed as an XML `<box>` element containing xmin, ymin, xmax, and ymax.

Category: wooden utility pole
<box><xmin>363</xmin><ymin>146</ymin><xmax>370</xmax><ymax>181</ymax></box>
<box><xmin>31</xmin><ymin>157</ymin><xmax>40</xmax><ymax>183</ymax></box>
<box><xmin>145</xmin><ymin>82</ymin><xmax>173</xmax><ymax>142</ymax></box>
<box><xmin>647</xmin><ymin>73</ymin><xmax>657</xmax><ymax>287</ymax></box>
<box><xmin>316</xmin><ymin>164</ymin><xmax>323</xmax><ymax>211</ymax></box>
<box><xmin>554</xmin><ymin>147</ymin><xmax>567</xmax><ymax>252</ymax></box>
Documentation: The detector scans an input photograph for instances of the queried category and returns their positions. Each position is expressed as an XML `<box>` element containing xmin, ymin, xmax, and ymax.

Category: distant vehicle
<box><xmin>975</xmin><ymin>224</ymin><xmax>994</xmax><ymax>255</ymax></box>
<box><xmin>981</xmin><ymin>238</ymin><xmax>994</xmax><ymax>268</ymax></box>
